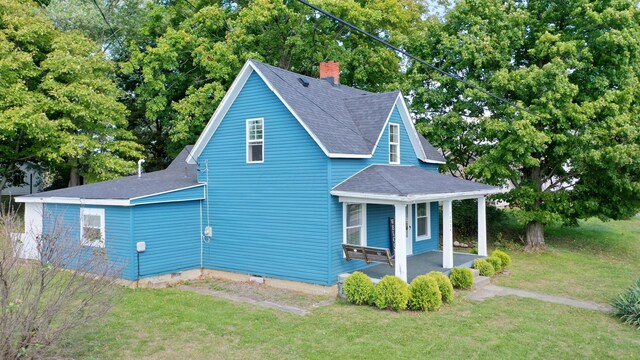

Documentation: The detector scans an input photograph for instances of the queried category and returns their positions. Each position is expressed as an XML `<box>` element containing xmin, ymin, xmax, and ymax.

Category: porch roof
<box><xmin>331</xmin><ymin>165</ymin><xmax>502</xmax><ymax>203</ymax></box>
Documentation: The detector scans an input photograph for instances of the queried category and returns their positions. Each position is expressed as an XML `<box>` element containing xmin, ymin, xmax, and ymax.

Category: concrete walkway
<box><xmin>177</xmin><ymin>285</ymin><xmax>322</xmax><ymax>316</ymax></box>
<box><xmin>467</xmin><ymin>284</ymin><xmax>612</xmax><ymax>313</ymax></box>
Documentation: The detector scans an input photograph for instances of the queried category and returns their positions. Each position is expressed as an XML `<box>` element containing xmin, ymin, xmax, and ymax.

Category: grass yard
<box><xmin>495</xmin><ymin>217</ymin><xmax>640</xmax><ymax>303</ymax></box>
<box><xmin>59</xmin><ymin>217</ymin><xmax>640</xmax><ymax>359</ymax></box>
<box><xmin>62</xmin><ymin>290</ymin><xmax>640</xmax><ymax>359</ymax></box>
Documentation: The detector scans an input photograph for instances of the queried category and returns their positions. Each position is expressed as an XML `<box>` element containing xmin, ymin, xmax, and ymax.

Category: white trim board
<box><xmin>15</xmin><ymin>184</ymin><xmax>206</xmax><ymax>207</ymax></box>
<box><xmin>332</xmin><ymin>188</ymin><xmax>506</xmax><ymax>204</ymax></box>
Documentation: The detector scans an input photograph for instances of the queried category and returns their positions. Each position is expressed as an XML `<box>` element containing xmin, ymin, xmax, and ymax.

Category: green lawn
<box><xmin>62</xmin><ymin>289</ymin><xmax>640</xmax><ymax>359</ymax></box>
<box><xmin>495</xmin><ymin>217</ymin><xmax>640</xmax><ymax>303</ymax></box>
<box><xmin>60</xmin><ymin>217</ymin><xmax>640</xmax><ymax>359</ymax></box>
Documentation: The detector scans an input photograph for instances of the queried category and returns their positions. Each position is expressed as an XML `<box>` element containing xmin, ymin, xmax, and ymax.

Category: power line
<box><xmin>90</xmin><ymin>0</ymin><xmax>125</xmax><ymax>50</ymax></box>
<box><xmin>296</xmin><ymin>0</ymin><xmax>535</xmax><ymax>116</ymax></box>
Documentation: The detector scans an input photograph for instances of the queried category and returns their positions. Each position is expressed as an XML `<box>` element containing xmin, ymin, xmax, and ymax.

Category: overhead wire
<box><xmin>295</xmin><ymin>0</ymin><xmax>536</xmax><ymax>116</ymax></box>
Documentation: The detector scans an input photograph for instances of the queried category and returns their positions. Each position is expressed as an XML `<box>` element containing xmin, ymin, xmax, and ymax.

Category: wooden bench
<box><xmin>342</xmin><ymin>244</ymin><xmax>394</xmax><ymax>267</ymax></box>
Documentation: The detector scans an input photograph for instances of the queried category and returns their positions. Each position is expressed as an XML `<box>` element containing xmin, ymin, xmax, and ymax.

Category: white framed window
<box><xmin>246</xmin><ymin>118</ymin><xmax>264</xmax><ymax>163</ymax></box>
<box><xmin>416</xmin><ymin>202</ymin><xmax>431</xmax><ymax>240</ymax></box>
<box><xmin>343</xmin><ymin>203</ymin><xmax>367</xmax><ymax>246</ymax></box>
<box><xmin>389</xmin><ymin>123</ymin><xmax>400</xmax><ymax>164</ymax></box>
<box><xmin>80</xmin><ymin>208</ymin><xmax>105</xmax><ymax>247</ymax></box>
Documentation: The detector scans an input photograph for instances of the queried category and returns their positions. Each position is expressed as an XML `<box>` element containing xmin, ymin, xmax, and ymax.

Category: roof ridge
<box><xmin>259</xmin><ymin>62</ymin><xmax>367</xmax><ymax>140</ymax></box>
<box><xmin>372</xmin><ymin>165</ymin><xmax>407</xmax><ymax>196</ymax></box>
<box><xmin>342</xmin><ymin>90</ymin><xmax>399</xmax><ymax>101</ymax></box>
<box><xmin>250</xmin><ymin>59</ymin><xmax>374</xmax><ymax>96</ymax></box>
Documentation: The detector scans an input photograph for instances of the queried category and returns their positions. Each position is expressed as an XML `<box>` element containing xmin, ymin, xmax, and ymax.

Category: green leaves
<box><xmin>408</xmin><ymin>0</ymin><xmax>640</xmax><ymax>239</ymax></box>
<box><xmin>0</xmin><ymin>0</ymin><xmax>141</xmax><ymax>188</ymax></box>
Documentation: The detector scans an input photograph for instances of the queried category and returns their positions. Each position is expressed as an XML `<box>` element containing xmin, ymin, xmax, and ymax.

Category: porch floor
<box><xmin>359</xmin><ymin>251</ymin><xmax>483</xmax><ymax>283</ymax></box>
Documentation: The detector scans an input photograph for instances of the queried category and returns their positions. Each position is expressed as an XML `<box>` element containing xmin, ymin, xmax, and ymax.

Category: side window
<box><xmin>81</xmin><ymin>208</ymin><xmax>105</xmax><ymax>247</ymax></box>
<box><xmin>344</xmin><ymin>203</ymin><xmax>366</xmax><ymax>246</ymax></box>
<box><xmin>416</xmin><ymin>203</ymin><xmax>430</xmax><ymax>240</ymax></box>
<box><xmin>389</xmin><ymin>123</ymin><xmax>400</xmax><ymax>164</ymax></box>
<box><xmin>247</xmin><ymin>118</ymin><xmax>264</xmax><ymax>163</ymax></box>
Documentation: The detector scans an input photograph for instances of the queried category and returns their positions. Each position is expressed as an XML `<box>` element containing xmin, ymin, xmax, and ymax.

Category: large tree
<box><xmin>407</xmin><ymin>0</ymin><xmax>640</xmax><ymax>249</ymax></box>
<box><xmin>122</xmin><ymin>0</ymin><xmax>425</xmax><ymax>169</ymax></box>
<box><xmin>0</xmin><ymin>0</ymin><xmax>142</xmax><ymax>189</ymax></box>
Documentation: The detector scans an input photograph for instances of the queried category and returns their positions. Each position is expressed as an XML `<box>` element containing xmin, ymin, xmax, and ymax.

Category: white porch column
<box><xmin>477</xmin><ymin>196</ymin><xmax>487</xmax><ymax>256</ymax></box>
<box><xmin>442</xmin><ymin>200</ymin><xmax>454</xmax><ymax>268</ymax></box>
<box><xmin>394</xmin><ymin>203</ymin><xmax>407</xmax><ymax>282</ymax></box>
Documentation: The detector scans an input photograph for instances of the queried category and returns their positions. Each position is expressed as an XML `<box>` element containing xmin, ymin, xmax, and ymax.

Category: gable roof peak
<box><xmin>190</xmin><ymin>59</ymin><xmax>445</xmax><ymax>163</ymax></box>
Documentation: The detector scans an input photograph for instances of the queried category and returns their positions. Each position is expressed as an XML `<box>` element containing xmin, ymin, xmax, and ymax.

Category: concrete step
<box><xmin>473</xmin><ymin>276</ymin><xmax>491</xmax><ymax>289</ymax></box>
<box><xmin>470</xmin><ymin>268</ymin><xmax>480</xmax><ymax>277</ymax></box>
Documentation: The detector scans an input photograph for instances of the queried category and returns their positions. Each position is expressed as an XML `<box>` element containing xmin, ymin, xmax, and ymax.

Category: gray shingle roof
<box><xmin>332</xmin><ymin>165</ymin><xmax>499</xmax><ymax>198</ymax></box>
<box><xmin>251</xmin><ymin>60</ymin><xmax>443</xmax><ymax>162</ymax></box>
<box><xmin>21</xmin><ymin>146</ymin><xmax>200</xmax><ymax>200</ymax></box>
<box><xmin>417</xmin><ymin>133</ymin><xmax>446</xmax><ymax>163</ymax></box>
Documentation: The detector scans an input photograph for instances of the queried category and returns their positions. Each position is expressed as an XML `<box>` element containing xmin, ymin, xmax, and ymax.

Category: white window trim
<box><xmin>80</xmin><ymin>208</ymin><xmax>105</xmax><ymax>248</ymax></box>
<box><xmin>342</xmin><ymin>203</ymin><xmax>367</xmax><ymax>248</ymax></box>
<box><xmin>389</xmin><ymin>123</ymin><xmax>400</xmax><ymax>164</ymax></box>
<box><xmin>416</xmin><ymin>202</ymin><xmax>431</xmax><ymax>241</ymax></box>
<box><xmin>246</xmin><ymin>118</ymin><xmax>264</xmax><ymax>164</ymax></box>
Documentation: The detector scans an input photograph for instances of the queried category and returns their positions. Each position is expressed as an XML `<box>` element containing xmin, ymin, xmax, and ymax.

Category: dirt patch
<box><xmin>178</xmin><ymin>278</ymin><xmax>335</xmax><ymax>315</ymax></box>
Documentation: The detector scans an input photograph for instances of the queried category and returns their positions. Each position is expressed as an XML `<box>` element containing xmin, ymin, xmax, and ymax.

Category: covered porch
<box><xmin>359</xmin><ymin>251</ymin><xmax>482</xmax><ymax>283</ymax></box>
<box><xmin>332</xmin><ymin>165</ymin><xmax>503</xmax><ymax>283</ymax></box>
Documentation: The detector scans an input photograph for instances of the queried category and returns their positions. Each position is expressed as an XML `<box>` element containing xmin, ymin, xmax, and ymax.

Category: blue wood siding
<box><xmin>131</xmin><ymin>185</ymin><xmax>205</xmax><ymax>205</ymax></box>
<box><xmin>412</xmin><ymin>202</ymin><xmax>439</xmax><ymax>253</ymax></box>
<box><xmin>133</xmin><ymin>200</ymin><xmax>201</xmax><ymax>278</ymax></box>
<box><xmin>328</xmin><ymin>104</ymin><xmax>441</xmax><ymax>282</ymax></box>
<box><xmin>366</xmin><ymin>204</ymin><xmax>394</xmax><ymax>249</ymax></box>
<box><xmin>198</xmin><ymin>71</ymin><xmax>331</xmax><ymax>284</ymax></box>
<box><xmin>42</xmin><ymin>203</ymin><xmax>135</xmax><ymax>280</ymax></box>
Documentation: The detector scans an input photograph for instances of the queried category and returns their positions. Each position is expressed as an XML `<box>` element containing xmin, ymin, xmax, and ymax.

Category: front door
<box><xmin>406</xmin><ymin>205</ymin><xmax>413</xmax><ymax>255</ymax></box>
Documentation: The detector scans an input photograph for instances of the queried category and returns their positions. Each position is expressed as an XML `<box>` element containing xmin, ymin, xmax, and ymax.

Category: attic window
<box><xmin>389</xmin><ymin>123</ymin><xmax>400</xmax><ymax>164</ymax></box>
<box><xmin>246</xmin><ymin>118</ymin><xmax>264</xmax><ymax>163</ymax></box>
<box><xmin>297</xmin><ymin>78</ymin><xmax>309</xmax><ymax>87</ymax></box>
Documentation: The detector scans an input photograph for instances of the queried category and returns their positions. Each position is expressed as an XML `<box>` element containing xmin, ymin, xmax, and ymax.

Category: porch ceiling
<box><xmin>331</xmin><ymin>165</ymin><xmax>503</xmax><ymax>203</ymax></box>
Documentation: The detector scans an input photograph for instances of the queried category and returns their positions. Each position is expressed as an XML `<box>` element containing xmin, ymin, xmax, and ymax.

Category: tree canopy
<box><xmin>1</xmin><ymin>0</ymin><xmax>638</xmax><ymax>249</ymax></box>
<box><xmin>407</xmin><ymin>0</ymin><xmax>640</xmax><ymax>247</ymax></box>
<box><xmin>120</xmin><ymin>0</ymin><xmax>425</xmax><ymax>169</ymax></box>
<box><xmin>0</xmin><ymin>0</ymin><xmax>141</xmax><ymax>189</ymax></box>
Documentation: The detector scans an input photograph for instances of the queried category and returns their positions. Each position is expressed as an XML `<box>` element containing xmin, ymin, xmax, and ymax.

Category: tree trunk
<box><xmin>68</xmin><ymin>166</ymin><xmax>81</xmax><ymax>187</ymax></box>
<box><xmin>525</xmin><ymin>220</ymin><xmax>546</xmax><ymax>251</ymax></box>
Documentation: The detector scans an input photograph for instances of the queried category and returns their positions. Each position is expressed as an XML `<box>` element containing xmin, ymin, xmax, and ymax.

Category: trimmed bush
<box><xmin>473</xmin><ymin>259</ymin><xmax>495</xmax><ymax>277</ymax></box>
<box><xmin>373</xmin><ymin>276</ymin><xmax>410</xmax><ymax>311</ymax></box>
<box><xmin>612</xmin><ymin>278</ymin><xmax>640</xmax><ymax>329</ymax></box>
<box><xmin>343</xmin><ymin>272</ymin><xmax>374</xmax><ymax>305</ymax></box>
<box><xmin>492</xmin><ymin>249</ymin><xmax>512</xmax><ymax>267</ymax></box>
<box><xmin>408</xmin><ymin>275</ymin><xmax>442</xmax><ymax>311</ymax></box>
<box><xmin>426</xmin><ymin>271</ymin><xmax>454</xmax><ymax>303</ymax></box>
<box><xmin>449</xmin><ymin>268</ymin><xmax>474</xmax><ymax>289</ymax></box>
<box><xmin>486</xmin><ymin>256</ymin><xmax>503</xmax><ymax>272</ymax></box>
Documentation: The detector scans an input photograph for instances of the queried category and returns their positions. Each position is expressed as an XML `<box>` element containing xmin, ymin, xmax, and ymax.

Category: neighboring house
<box><xmin>1</xmin><ymin>164</ymin><xmax>43</xmax><ymax>197</ymax></box>
<box><xmin>15</xmin><ymin>59</ymin><xmax>501</xmax><ymax>288</ymax></box>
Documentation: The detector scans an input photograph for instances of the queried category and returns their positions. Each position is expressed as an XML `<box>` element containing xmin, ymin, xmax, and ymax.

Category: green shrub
<box><xmin>486</xmin><ymin>256</ymin><xmax>503</xmax><ymax>272</ymax></box>
<box><xmin>449</xmin><ymin>268</ymin><xmax>474</xmax><ymax>289</ymax></box>
<box><xmin>408</xmin><ymin>275</ymin><xmax>442</xmax><ymax>311</ymax></box>
<box><xmin>426</xmin><ymin>271</ymin><xmax>455</xmax><ymax>303</ymax></box>
<box><xmin>373</xmin><ymin>276</ymin><xmax>410</xmax><ymax>311</ymax></box>
<box><xmin>491</xmin><ymin>249</ymin><xmax>512</xmax><ymax>267</ymax></box>
<box><xmin>343</xmin><ymin>272</ymin><xmax>374</xmax><ymax>305</ymax></box>
<box><xmin>473</xmin><ymin>259</ymin><xmax>495</xmax><ymax>277</ymax></box>
<box><xmin>612</xmin><ymin>278</ymin><xmax>640</xmax><ymax>329</ymax></box>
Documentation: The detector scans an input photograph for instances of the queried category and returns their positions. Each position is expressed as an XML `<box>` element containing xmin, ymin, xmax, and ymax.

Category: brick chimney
<box><xmin>319</xmin><ymin>61</ymin><xmax>340</xmax><ymax>85</ymax></box>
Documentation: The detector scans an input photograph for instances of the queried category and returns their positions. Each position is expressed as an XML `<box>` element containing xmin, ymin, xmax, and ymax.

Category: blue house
<box><xmin>16</xmin><ymin>59</ymin><xmax>500</xmax><ymax>290</ymax></box>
